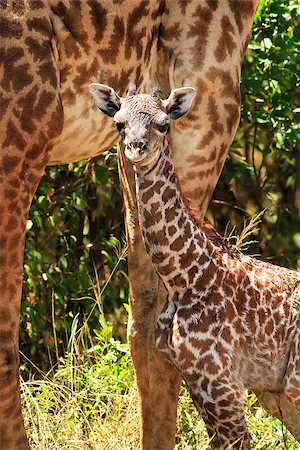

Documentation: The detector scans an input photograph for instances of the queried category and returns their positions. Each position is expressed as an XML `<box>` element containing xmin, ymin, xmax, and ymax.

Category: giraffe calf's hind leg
<box><xmin>255</xmin><ymin>390</ymin><xmax>300</xmax><ymax>443</ymax></box>
<box><xmin>254</xmin><ymin>327</ymin><xmax>300</xmax><ymax>443</ymax></box>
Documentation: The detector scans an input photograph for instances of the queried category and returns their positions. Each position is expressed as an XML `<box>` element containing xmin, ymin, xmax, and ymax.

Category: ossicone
<box><xmin>151</xmin><ymin>86</ymin><xmax>162</xmax><ymax>98</ymax></box>
<box><xmin>127</xmin><ymin>83</ymin><xmax>137</xmax><ymax>96</ymax></box>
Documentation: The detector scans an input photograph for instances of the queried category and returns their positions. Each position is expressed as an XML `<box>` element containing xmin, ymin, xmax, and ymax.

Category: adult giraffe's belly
<box><xmin>48</xmin><ymin>97</ymin><xmax>120</xmax><ymax>165</ymax></box>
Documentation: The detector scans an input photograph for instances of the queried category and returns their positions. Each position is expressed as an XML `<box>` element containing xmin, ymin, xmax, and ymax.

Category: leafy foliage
<box><xmin>22</xmin><ymin>150</ymin><xmax>128</xmax><ymax>369</ymax></box>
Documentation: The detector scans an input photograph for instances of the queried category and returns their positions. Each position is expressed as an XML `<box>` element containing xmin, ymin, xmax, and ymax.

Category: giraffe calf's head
<box><xmin>89</xmin><ymin>83</ymin><xmax>195</xmax><ymax>168</ymax></box>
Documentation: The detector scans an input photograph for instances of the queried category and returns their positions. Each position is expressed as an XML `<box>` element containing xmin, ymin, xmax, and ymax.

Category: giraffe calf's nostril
<box><xmin>139</xmin><ymin>144</ymin><xmax>147</xmax><ymax>154</ymax></box>
<box><xmin>128</xmin><ymin>142</ymin><xmax>147</xmax><ymax>155</ymax></box>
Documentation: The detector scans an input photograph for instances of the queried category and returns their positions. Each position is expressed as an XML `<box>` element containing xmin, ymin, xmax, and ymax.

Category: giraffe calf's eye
<box><xmin>157</xmin><ymin>123</ymin><xmax>170</xmax><ymax>134</ymax></box>
<box><xmin>116</xmin><ymin>122</ymin><xmax>125</xmax><ymax>133</ymax></box>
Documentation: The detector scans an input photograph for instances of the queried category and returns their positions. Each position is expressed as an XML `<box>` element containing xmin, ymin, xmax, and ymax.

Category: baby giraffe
<box><xmin>90</xmin><ymin>83</ymin><xmax>300</xmax><ymax>449</ymax></box>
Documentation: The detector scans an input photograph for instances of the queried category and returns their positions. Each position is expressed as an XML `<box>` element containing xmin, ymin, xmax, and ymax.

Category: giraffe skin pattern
<box><xmin>1</xmin><ymin>1</ymin><xmax>271</xmax><ymax>449</ymax></box>
<box><xmin>90</xmin><ymin>84</ymin><xmax>300</xmax><ymax>449</ymax></box>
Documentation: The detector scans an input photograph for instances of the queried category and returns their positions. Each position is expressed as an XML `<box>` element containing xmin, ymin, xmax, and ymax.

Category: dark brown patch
<box><xmin>159</xmin><ymin>22</ymin><xmax>182</xmax><ymax>50</ymax></box>
<box><xmin>224</xmin><ymin>102</ymin><xmax>240</xmax><ymax>134</ymax></box>
<box><xmin>38</xmin><ymin>61</ymin><xmax>58</xmax><ymax>88</ymax></box>
<box><xmin>4</xmin><ymin>216</ymin><xmax>18</xmax><ymax>232</ymax></box>
<box><xmin>141</xmin><ymin>187</ymin><xmax>154</xmax><ymax>204</ymax></box>
<box><xmin>159</xmin><ymin>256</ymin><xmax>176</xmax><ymax>276</ymax></box>
<box><xmin>108</xmin><ymin>67</ymin><xmax>135</xmax><ymax>94</ymax></box>
<box><xmin>100</xmin><ymin>16</ymin><xmax>125</xmax><ymax>64</ymax></box>
<box><xmin>206</xmin><ymin>66</ymin><xmax>240</xmax><ymax>103</ymax></box>
<box><xmin>198</xmin><ymin>129</ymin><xmax>214</xmax><ymax>149</ymax></box>
<box><xmin>0</xmin><ymin>330</ymin><xmax>14</xmax><ymax>344</ymax></box>
<box><xmin>188</xmin><ymin>5</ymin><xmax>213</xmax><ymax>70</ymax></box>
<box><xmin>155</xmin><ymin>229</ymin><xmax>169</xmax><ymax>246</ymax></box>
<box><xmin>178</xmin><ymin>342</ymin><xmax>196</xmax><ymax>362</ymax></box>
<box><xmin>29</xmin><ymin>0</ymin><xmax>44</xmax><ymax>9</ymax></box>
<box><xmin>0</xmin><ymin>16</ymin><xmax>23</xmax><ymax>39</ymax></box>
<box><xmin>52</xmin><ymin>1</ymin><xmax>90</xmax><ymax>52</ymax></box>
<box><xmin>152</xmin><ymin>251</ymin><xmax>167</xmax><ymax>264</ymax></box>
<box><xmin>88</xmin><ymin>0</ymin><xmax>108</xmax><ymax>44</ymax></box>
<box><xmin>195</xmin><ymin>261</ymin><xmax>217</xmax><ymax>290</ymax></box>
<box><xmin>178</xmin><ymin>0</ymin><xmax>191</xmax><ymax>14</ymax></box>
<box><xmin>153</xmin><ymin>180</ymin><xmax>164</xmax><ymax>194</ymax></box>
<box><xmin>172</xmin><ymin>274</ymin><xmax>187</xmax><ymax>288</ymax></box>
<box><xmin>214</xmin><ymin>15</ymin><xmax>237</xmax><ymax>62</ymax></box>
<box><xmin>188</xmin><ymin>265</ymin><xmax>198</xmax><ymax>283</ymax></box>
<box><xmin>0</xmin><ymin>47</ymin><xmax>33</xmax><ymax>93</ymax></box>
<box><xmin>208</xmin><ymin>97</ymin><xmax>224</xmax><ymax>135</ymax></box>
<box><xmin>165</xmin><ymin>206</ymin><xmax>177</xmax><ymax>222</ymax></box>
<box><xmin>125</xmin><ymin>1</ymin><xmax>149</xmax><ymax>60</ymax></box>
<box><xmin>25</xmin><ymin>36</ymin><xmax>50</xmax><ymax>65</ymax></box>
<box><xmin>229</xmin><ymin>0</ymin><xmax>255</xmax><ymax>33</ymax></box>
<box><xmin>170</xmin><ymin>236</ymin><xmax>184</xmax><ymax>252</ymax></box>
<box><xmin>183</xmin><ymin>221</ymin><xmax>191</xmax><ymax>238</ymax></box>
<box><xmin>180</xmin><ymin>241</ymin><xmax>198</xmax><ymax>270</ymax></box>
<box><xmin>186</xmin><ymin>147</ymin><xmax>217</xmax><ymax>166</ymax></box>
<box><xmin>198</xmin><ymin>252</ymin><xmax>209</xmax><ymax>266</ymax></box>
<box><xmin>26</xmin><ymin>16</ymin><xmax>52</xmax><ymax>38</ymax></box>
<box><xmin>168</xmin><ymin>225</ymin><xmax>176</xmax><ymax>236</ymax></box>
<box><xmin>26</xmin><ymin>144</ymin><xmax>43</xmax><ymax>160</ymax></box>
<box><xmin>162</xmin><ymin>187</ymin><xmax>176</xmax><ymax>203</ymax></box>
<box><xmin>143</xmin><ymin>207</ymin><xmax>161</xmax><ymax>228</ymax></box>
<box><xmin>139</xmin><ymin>179</ymin><xmax>153</xmax><ymax>190</ymax></box>
<box><xmin>2</xmin><ymin>155</ymin><xmax>21</xmax><ymax>174</ymax></box>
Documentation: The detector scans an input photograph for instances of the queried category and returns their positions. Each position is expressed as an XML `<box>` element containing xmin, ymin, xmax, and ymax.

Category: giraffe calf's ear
<box><xmin>89</xmin><ymin>83</ymin><xmax>122</xmax><ymax>117</ymax></box>
<box><xmin>164</xmin><ymin>87</ymin><xmax>196</xmax><ymax>120</ymax></box>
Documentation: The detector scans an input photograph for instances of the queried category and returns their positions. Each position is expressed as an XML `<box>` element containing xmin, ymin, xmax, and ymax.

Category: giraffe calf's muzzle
<box><xmin>125</xmin><ymin>142</ymin><xmax>149</xmax><ymax>163</ymax></box>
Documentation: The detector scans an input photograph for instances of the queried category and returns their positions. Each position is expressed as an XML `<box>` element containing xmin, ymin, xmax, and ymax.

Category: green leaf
<box><xmin>60</xmin><ymin>256</ymin><xmax>68</xmax><ymax>269</ymax></box>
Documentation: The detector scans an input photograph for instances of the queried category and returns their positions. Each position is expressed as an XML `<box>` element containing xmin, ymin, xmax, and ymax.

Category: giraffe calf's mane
<box><xmin>180</xmin><ymin>184</ymin><xmax>237</xmax><ymax>256</ymax></box>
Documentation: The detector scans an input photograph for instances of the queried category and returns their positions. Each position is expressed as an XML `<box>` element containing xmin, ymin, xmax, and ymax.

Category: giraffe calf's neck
<box><xmin>136</xmin><ymin>141</ymin><xmax>218</xmax><ymax>301</ymax></box>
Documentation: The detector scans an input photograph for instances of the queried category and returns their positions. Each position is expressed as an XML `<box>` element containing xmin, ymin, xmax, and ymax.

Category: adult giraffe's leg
<box><xmin>254</xmin><ymin>390</ymin><xmax>300</xmax><ymax>443</ymax></box>
<box><xmin>0</xmin><ymin>131</ymin><xmax>63</xmax><ymax>450</ymax></box>
<box><xmin>0</xmin><ymin>175</ymin><xmax>41</xmax><ymax>450</ymax></box>
<box><xmin>154</xmin><ymin>0</ymin><xmax>260</xmax><ymax>214</ymax></box>
<box><xmin>0</xmin><ymin>6</ymin><xmax>63</xmax><ymax>445</ymax></box>
<box><xmin>0</xmin><ymin>128</ymin><xmax>63</xmax><ymax>450</ymax></box>
<box><xmin>118</xmin><ymin>148</ymin><xmax>182</xmax><ymax>450</ymax></box>
<box><xmin>255</xmin><ymin>322</ymin><xmax>300</xmax><ymax>443</ymax></box>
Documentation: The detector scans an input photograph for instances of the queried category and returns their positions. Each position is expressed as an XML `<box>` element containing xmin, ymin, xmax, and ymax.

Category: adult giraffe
<box><xmin>0</xmin><ymin>1</ymin><xmax>261</xmax><ymax>449</ymax></box>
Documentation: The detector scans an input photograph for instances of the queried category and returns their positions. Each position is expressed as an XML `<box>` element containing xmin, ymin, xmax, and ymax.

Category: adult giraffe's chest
<box><xmin>47</xmin><ymin>0</ymin><xmax>162</xmax><ymax>164</ymax></box>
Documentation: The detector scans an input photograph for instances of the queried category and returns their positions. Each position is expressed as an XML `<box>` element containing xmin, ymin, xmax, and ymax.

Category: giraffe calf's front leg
<box><xmin>189</xmin><ymin>377</ymin><xmax>250</xmax><ymax>450</ymax></box>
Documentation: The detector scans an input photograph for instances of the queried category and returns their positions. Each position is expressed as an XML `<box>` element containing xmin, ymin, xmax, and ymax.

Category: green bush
<box><xmin>22</xmin><ymin>150</ymin><xmax>128</xmax><ymax>370</ymax></box>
